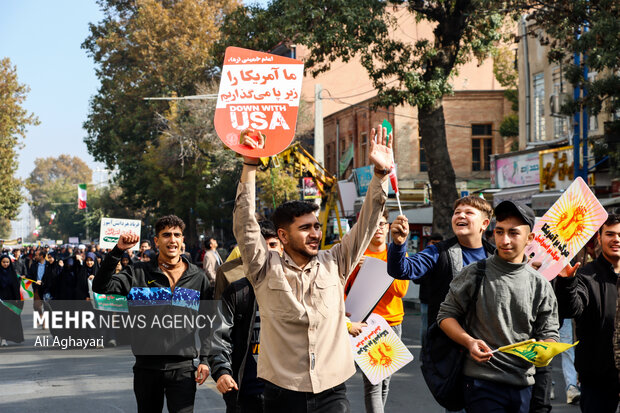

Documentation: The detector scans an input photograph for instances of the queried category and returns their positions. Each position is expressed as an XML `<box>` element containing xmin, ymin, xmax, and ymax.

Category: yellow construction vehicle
<box><xmin>258</xmin><ymin>142</ymin><xmax>345</xmax><ymax>249</ymax></box>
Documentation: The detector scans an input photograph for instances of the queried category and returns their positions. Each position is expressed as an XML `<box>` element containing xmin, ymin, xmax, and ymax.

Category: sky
<box><xmin>0</xmin><ymin>0</ymin><xmax>268</xmax><ymax>183</ymax></box>
<box><xmin>0</xmin><ymin>0</ymin><xmax>106</xmax><ymax>182</ymax></box>
<box><xmin>1</xmin><ymin>0</ymin><xmax>267</xmax><ymax>239</ymax></box>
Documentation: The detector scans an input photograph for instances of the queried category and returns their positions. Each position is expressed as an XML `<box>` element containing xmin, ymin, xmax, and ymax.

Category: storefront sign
<box><xmin>494</xmin><ymin>152</ymin><xmax>540</xmax><ymax>189</ymax></box>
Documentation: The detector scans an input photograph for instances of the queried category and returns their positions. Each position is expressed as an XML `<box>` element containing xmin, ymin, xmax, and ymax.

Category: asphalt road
<box><xmin>0</xmin><ymin>304</ymin><xmax>580</xmax><ymax>412</ymax></box>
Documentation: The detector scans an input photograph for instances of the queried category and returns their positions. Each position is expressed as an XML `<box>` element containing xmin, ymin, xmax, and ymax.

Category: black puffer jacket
<box><xmin>555</xmin><ymin>255</ymin><xmax>619</xmax><ymax>387</ymax></box>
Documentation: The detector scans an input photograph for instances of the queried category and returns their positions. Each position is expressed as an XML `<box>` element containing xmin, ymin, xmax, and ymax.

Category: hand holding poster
<box><xmin>88</xmin><ymin>279</ymin><xmax>128</xmax><ymax>312</ymax></box>
<box><xmin>525</xmin><ymin>177</ymin><xmax>608</xmax><ymax>280</ymax></box>
<box><xmin>99</xmin><ymin>218</ymin><xmax>141</xmax><ymax>251</ymax></box>
<box><xmin>214</xmin><ymin>47</ymin><xmax>304</xmax><ymax>157</ymax></box>
<box><xmin>350</xmin><ymin>313</ymin><xmax>413</xmax><ymax>385</ymax></box>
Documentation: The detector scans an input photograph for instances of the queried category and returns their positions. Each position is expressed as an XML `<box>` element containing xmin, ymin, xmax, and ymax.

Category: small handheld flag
<box><xmin>78</xmin><ymin>183</ymin><xmax>87</xmax><ymax>210</ymax></box>
<box><xmin>496</xmin><ymin>339</ymin><xmax>578</xmax><ymax>367</ymax></box>
<box><xmin>0</xmin><ymin>299</ymin><xmax>22</xmax><ymax>315</ymax></box>
<box><xmin>381</xmin><ymin>119</ymin><xmax>403</xmax><ymax>215</ymax></box>
<box><xmin>20</xmin><ymin>278</ymin><xmax>34</xmax><ymax>300</ymax></box>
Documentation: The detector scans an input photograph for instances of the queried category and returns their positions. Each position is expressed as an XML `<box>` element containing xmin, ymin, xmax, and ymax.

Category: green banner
<box><xmin>339</xmin><ymin>144</ymin><xmax>354</xmax><ymax>176</ymax></box>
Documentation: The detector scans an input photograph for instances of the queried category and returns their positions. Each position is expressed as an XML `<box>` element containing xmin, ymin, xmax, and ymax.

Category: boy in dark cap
<box><xmin>438</xmin><ymin>200</ymin><xmax>559</xmax><ymax>413</ymax></box>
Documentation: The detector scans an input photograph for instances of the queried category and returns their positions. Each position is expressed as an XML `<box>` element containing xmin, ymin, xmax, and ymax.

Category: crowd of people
<box><xmin>1</xmin><ymin>125</ymin><xmax>619</xmax><ymax>413</ymax></box>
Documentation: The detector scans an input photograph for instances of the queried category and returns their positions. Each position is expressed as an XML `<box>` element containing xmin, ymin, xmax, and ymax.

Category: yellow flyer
<box><xmin>349</xmin><ymin>313</ymin><xmax>413</xmax><ymax>385</ymax></box>
<box><xmin>524</xmin><ymin>177</ymin><xmax>608</xmax><ymax>280</ymax></box>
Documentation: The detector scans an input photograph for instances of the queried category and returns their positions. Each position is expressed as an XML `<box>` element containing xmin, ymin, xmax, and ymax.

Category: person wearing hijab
<box><xmin>75</xmin><ymin>252</ymin><xmax>99</xmax><ymax>301</ymax></box>
<box><xmin>41</xmin><ymin>252</ymin><xmax>63</xmax><ymax>301</ymax></box>
<box><xmin>0</xmin><ymin>255</ymin><xmax>24</xmax><ymax>346</ymax></box>
<box><xmin>141</xmin><ymin>250</ymin><xmax>157</xmax><ymax>263</ymax></box>
<box><xmin>120</xmin><ymin>252</ymin><xmax>131</xmax><ymax>269</ymax></box>
<box><xmin>72</xmin><ymin>252</ymin><xmax>101</xmax><ymax>341</ymax></box>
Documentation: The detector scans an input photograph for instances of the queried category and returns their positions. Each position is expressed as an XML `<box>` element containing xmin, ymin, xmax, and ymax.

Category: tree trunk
<box><xmin>418</xmin><ymin>101</ymin><xmax>458</xmax><ymax>238</ymax></box>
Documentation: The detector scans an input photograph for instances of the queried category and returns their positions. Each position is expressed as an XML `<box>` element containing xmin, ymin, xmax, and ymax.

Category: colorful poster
<box><xmin>349</xmin><ymin>313</ymin><xmax>413</xmax><ymax>385</ymax></box>
<box><xmin>214</xmin><ymin>47</ymin><xmax>304</xmax><ymax>157</ymax></box>
<box><xmin>495</xmin><ymin>152</ymin><xmax>540</xmax><ymax>189</ymax></box>
<box><xmin>302</xmin><ymin>177</ymin><xmax>321</xmax><ymax>199</ymax></box>
<box><xmin>525</xmin><ymin>177</ymin><xmax>608</xmax><ymax>280</ymax></box>
<box><xmin>354</xmin><ymin>165</ymin><xmax>397</xmax><ymax>196</ymax></box>
<box><xmin>88</xmin><ymin>279</ymin><xmax>129</xmax><ymax>312</ymax></box>
<box><xmin>91</xmin><ymin>293</ymin><xmax>129</xmax><ymax>313</ymax></box>
<box><xmin>99</xmin><ymin>218</ymin><xmax>141</xmax><ymax>251</ymax></box>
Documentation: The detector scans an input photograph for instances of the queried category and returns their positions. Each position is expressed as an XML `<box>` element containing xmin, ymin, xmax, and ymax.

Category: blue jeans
<box><xmin>559</xmin><ymin>319</ymin><xmax>578</xmax><ymax>390</ymax></box>
<box><xmin>420</xmin><ymin>303</ymin><xmax>428</xmax><ymax>346</ymax></box>
<box><xmin>362</xmin><ymin>323</ymin><xmax>402</xmax><ymax>413</ymax></box>
<box><xmin>463</xmin><ymin>376</ymin><xmax>532</xmax><ymax>413</ymax></box>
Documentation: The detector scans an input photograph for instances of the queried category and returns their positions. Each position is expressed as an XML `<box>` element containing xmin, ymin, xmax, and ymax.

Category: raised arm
<box><xmin>92</xmin><ymin>233</ymin><xmax>139</xmax><ymax>295</ymax></box>
<box><xmin>333</xmin><ymin>125</ymin><xmax>392</xmax><ymax>279</ymax></box>
<box><xmin>232</xmin><ymin>137</ymin><xmax>269</xmax><ymax>286</ymax></box>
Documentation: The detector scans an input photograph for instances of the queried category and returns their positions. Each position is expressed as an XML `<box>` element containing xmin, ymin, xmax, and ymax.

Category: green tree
<box><xmin>519</xmin><ymin>0</ymin><xmax>619</xmax><ymax>118</ymax></box>
<box><xmin>25</xmin><ymin>155</ymin><xmax>94</xmax><ymax>241</ymax></box>
<box><xmin>518</xmin><ymin>0</ymin><xmax>620</xmax><ymax>176</ymax></box>
<box><xmin>0</xmin><ymin>57</ymin><xmax>39</xmax><ymax>221</ymax></box>
<box><xmin>0</xmin><ymin>217</ymin><xmax>12</xmax><ymax>239</ymax></box>
<box><xmin>82</xmin><ymin>0</ymin><xmax>240</xmax><ymax>235</ymax></box>
<box><xmin>256</xmin><ymin>165</ymin><xmax>300</xmax><ymax>209</ymax></box>
<box><xmin>143</xmin><ymin>82</ymin><xmax>240</xmax><ymax>245</ymax></box>
<box><xmin>218</xmin><ymin>1</ymin><xmax>517</xmax><ymax>235</ymax></box>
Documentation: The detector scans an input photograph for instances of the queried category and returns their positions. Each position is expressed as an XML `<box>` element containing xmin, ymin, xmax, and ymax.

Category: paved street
<box><xmin>0</xmin><ymin>304</ymin><xmax>580</xmax><ymax>412</ymax></box>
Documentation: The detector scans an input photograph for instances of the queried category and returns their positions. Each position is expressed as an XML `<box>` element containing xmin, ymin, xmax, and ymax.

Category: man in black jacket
<box><xmin>555</xmin><ymin>213</ymin><xmax>620</xmax><ymax>413</ymax></box>
<box><xmin>208</xmin><ymin>223</ymin><xmax>282</xmax><ymax>413</ymax></box>
<box><xmin>93</xmin><ymin>215</ymin><xmax>211</xmax><ymax>413</ymax></box>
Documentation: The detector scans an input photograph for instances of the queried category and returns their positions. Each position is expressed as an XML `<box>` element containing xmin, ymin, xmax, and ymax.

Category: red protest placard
<box><xmin>214</xmin><ymin>47</ymin><xmax>304</xmax><ymax>157</ymax></box>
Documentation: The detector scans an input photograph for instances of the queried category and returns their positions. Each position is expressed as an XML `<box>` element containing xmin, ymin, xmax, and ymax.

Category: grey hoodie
<box><xmin>438</xmin><ymin>253</ymin><xmax>559</xmax><ymax>386</ymax></box>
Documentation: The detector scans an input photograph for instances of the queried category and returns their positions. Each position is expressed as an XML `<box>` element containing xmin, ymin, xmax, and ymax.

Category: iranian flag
<box><xmin>20</xmin><ymin>278</ymin><xmax>34</xmax><ymax>300</ymax></box>
<box><xmin>78</xmin><ymin>183</ymin><xmax>87</xmax><ymax>209</ymax></box>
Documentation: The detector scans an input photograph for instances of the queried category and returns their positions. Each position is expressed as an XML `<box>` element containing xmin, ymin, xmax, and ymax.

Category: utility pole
<box><xmin>314</xmin><ymin>84</ymin><xmax>324</xmax><ymax>165</ymax></box>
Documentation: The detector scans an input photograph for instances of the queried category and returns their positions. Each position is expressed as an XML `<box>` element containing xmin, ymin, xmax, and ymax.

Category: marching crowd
<box><xmin>0</xmin><ymin>126</ymin><xmax>619</xmax><ymax>413</ymax></box>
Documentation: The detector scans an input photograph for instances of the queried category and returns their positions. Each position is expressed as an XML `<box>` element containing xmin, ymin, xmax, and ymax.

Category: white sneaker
<box><xmin>566</xmin><ymin>384</ymin><xmax>581</xmax><ymax>405</ymax></box>
<box><xmin>1</xmin><ymin>339</ymin><xmax>7</xmax><ymax>347</ymax></box>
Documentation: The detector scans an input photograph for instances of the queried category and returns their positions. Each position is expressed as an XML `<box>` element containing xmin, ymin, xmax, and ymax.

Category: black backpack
<box><xmin>420</xmin><ymin>260</ymin><xmax>486</xmax><ymax>410</ymax></box>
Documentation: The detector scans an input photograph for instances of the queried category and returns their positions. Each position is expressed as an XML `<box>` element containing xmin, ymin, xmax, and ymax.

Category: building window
<box><xmin>533</xmin><ymin>73</ymin><xmax>545</xmax><ymax>141</ymax></box>
<box><xmin>472</xmin><ymin>124</ymin><xmax>493</xmax><ymax>171</ymax></box>
<box><xmin>420</xmin><ymin>143</ymin><xmax>428</xmax><ymax>172</ymax></box>
<box><xmin>326</xmin><ymin>142</ymin><xmax>333</xmax><ymax>174</ymax></box>
<box><xmin>552</xmin><ymin>67</ymin><xmax>569</xmax><ymax>138</ymax></box>
<box><xmin>360</xmin><ymin>132</ymin><xmax>368</xmax><ymax>167</ymax></box>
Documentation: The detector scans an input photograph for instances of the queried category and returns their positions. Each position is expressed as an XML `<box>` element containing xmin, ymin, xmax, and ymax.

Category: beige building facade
<box><xmin>289</xmin><ymin>9</ymin><xmax>512</xmax><ymax>201</ymax></box>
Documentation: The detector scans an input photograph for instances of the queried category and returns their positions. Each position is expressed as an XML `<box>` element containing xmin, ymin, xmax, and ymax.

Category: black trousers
<box><xmin>133</xmin><ymin>364</ymin><xmax>197</xmax><ymax>413</ymax></box>
<box><xmin>580</xmin><ymin>380</ymin><xmax>619</xmax><ymax>413</ymax></box>
<box><xmin>529</xmin><ymin>366</ymin><xmax>552</xmax><ymax>413</ymax></box>
<box><xmin>263</xmin><ymin>381</ymin><xmax>350</xmax><ymax>413</ymax></box>
<box><xmin>225</xmin><ymin>393</ymin><xmax>264</xmax><ymax>413</ymax></box>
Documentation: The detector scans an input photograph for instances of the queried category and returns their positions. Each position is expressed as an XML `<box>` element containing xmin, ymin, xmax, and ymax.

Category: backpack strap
<box><xmin>463</xmin><ymin>259</ymin><xmax>486</xmax><ymax>330</ymax></box>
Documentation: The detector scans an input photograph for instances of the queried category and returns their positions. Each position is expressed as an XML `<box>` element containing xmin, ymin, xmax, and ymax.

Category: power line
<box><xmin>320</xmin><ymin>93</ymin><xmax>502</xmax><ymax>132</ymax></box>
<box><xmin>143</xmin><ymin>94</ymin><xmax>218</xmax><ymax>101</ymax></box>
